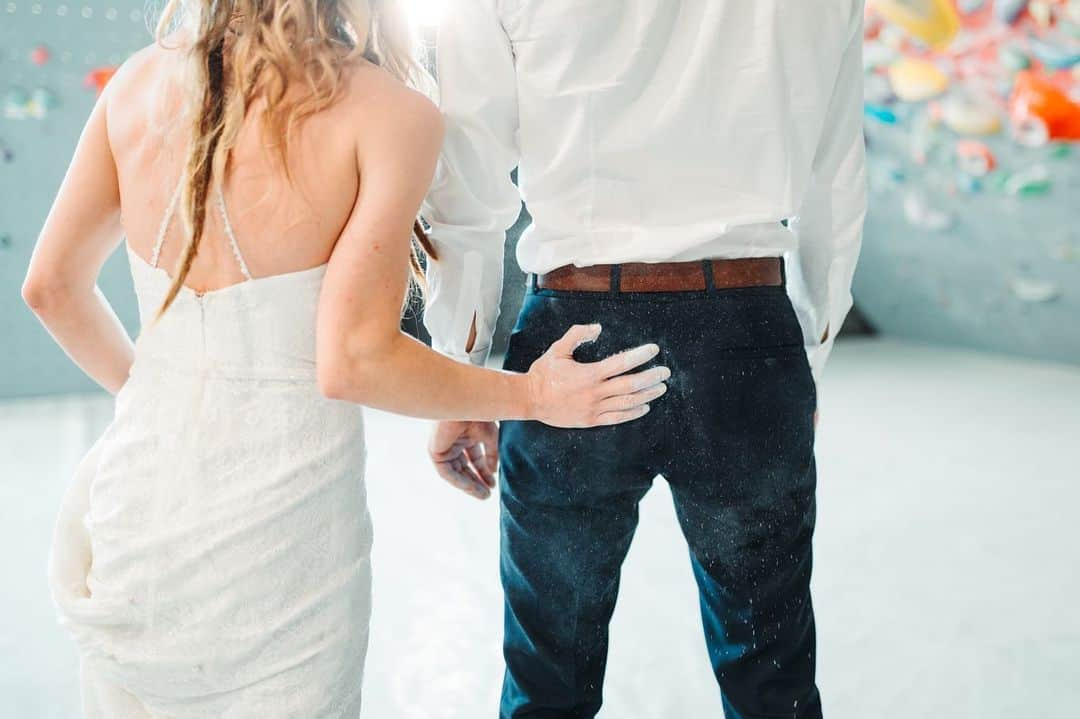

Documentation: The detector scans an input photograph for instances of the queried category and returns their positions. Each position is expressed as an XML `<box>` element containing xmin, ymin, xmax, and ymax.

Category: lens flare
<box><xmin>406</xmin><ymin>0</ymin><xmax>444</xmax><ymax>27</ymax></box>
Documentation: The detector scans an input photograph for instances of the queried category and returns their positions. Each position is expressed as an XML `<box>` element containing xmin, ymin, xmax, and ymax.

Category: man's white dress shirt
<box><xmin>422</xmin><ymin>0</ymin><xmax>868</xmax><ymax>382</ymax></box>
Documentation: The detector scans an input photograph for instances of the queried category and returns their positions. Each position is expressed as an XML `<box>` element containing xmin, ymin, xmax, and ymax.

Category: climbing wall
<box><xmin>857</xmin><ymin>0</ymin><xmax>1080</xmax><ymax>365</ymax></box>
<box><xmin>1</xmin><ymin>0</ymin><xmax>1078</xmax><ymax>399</ymax></box>
<box><xmin>0</xmin><ymin>0</ymin><xmax>149</xmax><ymax>397</ymax></box>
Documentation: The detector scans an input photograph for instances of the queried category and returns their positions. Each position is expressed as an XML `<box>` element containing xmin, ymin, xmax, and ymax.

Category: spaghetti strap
<box><xmin>148</xmin><ymin>180</ymin><xmax>253</xmax><ymax>281</ymax></box>
<box><xmin>150</xmin><ymin>181</ymin><xmax>183</xmax><ymax>269</ymax></box>
<box><xmin>216</xmin><ymin>186</ymin><xmax>253</xmax><ymax>281</ymax></box>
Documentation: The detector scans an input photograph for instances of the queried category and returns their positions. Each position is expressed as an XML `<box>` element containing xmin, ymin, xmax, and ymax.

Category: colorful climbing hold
<box><xmin>1010</xmin><ymin>277</ymin><xmax>1061</xmax><ymax>302</ymax></box>
<box><xmin>83</xmin><ymin>66</ymin><xmax>119</xmax><ymax>95</ymax></box>
<box><xmin>3</xmin><ymin>88</ymin><xmax>31</xmax><ymax>120</ymax></box>
<box><xmin>865</xmin><ymin>103</ymin><xmax>901</xmax><ymax>125</ymax></box>
<box><xmin>889</xmin><ymin>57</ymin><xmax>951</xmax><ymax>102</ymax></box>
<box><xmin>956</xmin><ymin>140</ymin><xmax>998</xmax><ymax>175</ymax></box>
<box><xmin>942</xmin><ymin>93</ymin><xmax>1004</xmax><ymax>135</ymax></box>
<box><xmin>30</xmin><ymin>44</ymin><xmax>50</xmax><ymax>66</ymax></box>
<box><xmin>1009</xmin><ymin>70</ymin><xmax>1080</xmax><ymax>143</ymax></box>
<box><xmin>955</xmin><ymin>172</ymin><xmax>984</xmax><ymax>193</ymax></box>
<box><xmin>870</xmin><ymin>0</ymin><xmax>962</xmax><ymax>49</ymax></box>
<box><xmin>27</xmin><ymin>88</ymin><xmax>58</xmax><ymax>119</ymax></box>
<box><xmin>1003</xmin><ymin>163</ymin><xmax>1053</xmax><ymax>194</ymax></box>
<box><xmin>1028</xmin><ymin>33</ymin><xmax>1080</xmax><ymax>70</ymax></box>
<box><xmin>1048</xmin><ymin>142</ymin><xmax>1073</xmax><ymax>158</ymax></box>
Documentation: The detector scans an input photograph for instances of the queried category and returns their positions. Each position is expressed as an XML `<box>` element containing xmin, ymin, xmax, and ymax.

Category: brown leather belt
<box><xmin>533</xmin><ymin>257</ymin><xmax>783</xmax><ymax>293</ymax></box>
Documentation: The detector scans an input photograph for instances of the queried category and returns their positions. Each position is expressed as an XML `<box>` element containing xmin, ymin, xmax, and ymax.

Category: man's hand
<box><xmin>428</xmin><ymin>421</ymin><xmax>499</xmax><ymax>500</ymax></box>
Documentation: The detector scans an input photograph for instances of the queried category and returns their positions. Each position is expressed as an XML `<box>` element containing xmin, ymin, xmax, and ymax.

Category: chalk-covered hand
<box><xmin>525</xmin><ymin>324</ymin><xmax>669</xmax><ymax>428</ymax></box>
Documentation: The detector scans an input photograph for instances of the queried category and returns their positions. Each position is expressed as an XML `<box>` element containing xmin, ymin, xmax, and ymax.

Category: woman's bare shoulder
<box><xmin>100</xmin><ymin>38</ymin><xmax>187</xmax><ymax>114</ymax></box>
<box><xmin>338</xmin><ymin>60</ymin><xmax>444</xmax><ymax>153</ymax></box>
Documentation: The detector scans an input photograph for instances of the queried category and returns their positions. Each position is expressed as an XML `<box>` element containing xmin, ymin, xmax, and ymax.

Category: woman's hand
<box><xmin>525</xmin><ymin>324</ymin><xmax>669</xmax><ymax>428</ymax></box>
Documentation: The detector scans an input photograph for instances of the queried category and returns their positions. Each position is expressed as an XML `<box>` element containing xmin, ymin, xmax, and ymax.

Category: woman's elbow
<box><xmin>317</xmin><ymin>332</ymin><xmax>391</xmax><ymax>403</ymax></box>
<box><xmin>21</xmin><ymin>271</ymin><xmax>68</xmax><ymax>316</ymax></box>
<box><xmin>317</xmin><ymin>354</ymin><xmax>352</xmax><ymax>401</ymax></box>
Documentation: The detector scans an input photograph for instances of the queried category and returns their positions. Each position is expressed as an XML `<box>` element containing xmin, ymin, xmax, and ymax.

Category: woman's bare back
<box><xmin>107</xmin><ymin>41</ymin><xmax>402</xmax><ymax>294</ymax></box>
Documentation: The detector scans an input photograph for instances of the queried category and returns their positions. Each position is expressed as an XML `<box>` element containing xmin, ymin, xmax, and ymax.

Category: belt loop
<box><xmin>529</xmin><ymin>273</ymin><xmax>538</xmax><ymax>293</ymax></box>
<box><xmin>702</xmin><ymin>260</ymin><xmax>715</xmax><ymax>292</ymax></box>
<box><xmin>610</xmin><ymin>264</ymin><xmax>622</xmax><ymax>295</ymax></box>
<box><xmin>780</xmin><ymin>257</ymin><xmax>787</xmax><ymax>287</ymax></box>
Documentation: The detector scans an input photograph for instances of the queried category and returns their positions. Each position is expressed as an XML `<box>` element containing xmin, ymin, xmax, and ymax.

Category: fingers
<box><xmin>594</xmin><ymin>343</ymin><xmax>661</xmax><ymax>379</ymax></box>
<box><xmin>434</xmin><ymin>458</ymin><xmax>492</xmax><ymax>500</ymax></box>
<box><xmin>585</xmin><ymin>363</ymin><xmax>668</xmax><ymax>427</ymax></box>
<box><xmin>483</xmin><ymin>432</ymin><xmax>500</xmax><ymax>475</ymax></box>
<box><xmin>464</xmin><ymin>442</ymin><xmax>497</xmax><ymax>489</ymax></box>
<box><xmin>476</xmin><ymin>422</ymin><xmax>500</xmax><ymax>477</ymax></box>
<box><xmin>549</xmin><ymin>323</ymin><xmax>602</xmax><ymax>357</ymax></box>
<box><xmin>428</xmin><ymin>436</ymin><xmax>475</xmax><ymax>463</ymax></box>
<box><xmin>597</xmin><ymin>382</ymin><xmax>668</xmax><ymax>413</ymax></box>
<box><xmin>428</xmin><ymin>422</ymin><xmax>500</xmax><ymax>500</ymax></box>
<box><xmin>428</xmin><ymin>421</ymin><xmax>468</xmax><ymax>459</ymax></box>
<box><xmin>595</xmin><ymin>404</ymin><xmax>652</xmax><ymax>426</ymax></box>
<box><xmin>599</xmin><ymin>365</ymin><xmax>671</xmax><ymax>398</ymax></box>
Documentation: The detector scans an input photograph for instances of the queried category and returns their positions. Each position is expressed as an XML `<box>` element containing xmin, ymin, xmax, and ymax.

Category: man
<box><xmin>424</xmin><ymin>2</ymin><xmax>867</xmax><ymax>717</ymax></box>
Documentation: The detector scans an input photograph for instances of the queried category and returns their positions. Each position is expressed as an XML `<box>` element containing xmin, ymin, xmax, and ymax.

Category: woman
<box><xmin>21</xmin><ymin>0</ymin><xmax>670</xmax><ymax>715</ymax></box>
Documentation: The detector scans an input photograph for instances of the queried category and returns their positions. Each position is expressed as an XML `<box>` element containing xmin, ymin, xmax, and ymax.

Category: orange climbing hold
<box><xmin>1009</xmin><ymin>71</ymin><xmax>1080</xmax><ymax>143</ymax></box>
<box><xmin>83</xmin><ymin>67</ymin><xmax>118</xmax><ymax>95</ymax></box>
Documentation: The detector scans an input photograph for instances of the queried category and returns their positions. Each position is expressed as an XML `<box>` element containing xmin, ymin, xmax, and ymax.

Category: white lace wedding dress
<box><xmin>49</xmin><ymin>184</ymin><xmax>372</xmax><ymax>718</ymax></box>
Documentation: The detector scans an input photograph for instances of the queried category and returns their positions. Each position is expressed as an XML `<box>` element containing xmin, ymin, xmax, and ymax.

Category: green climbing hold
<box><xmin>1004</xmin><ymin>165</ymin><xmax>1052</xmax><ymax>196</ymax></box>
<box><xmin>1048</xmin><ymin>143</ymin><xmax>1072</xmax><ymax>160</ymax></box>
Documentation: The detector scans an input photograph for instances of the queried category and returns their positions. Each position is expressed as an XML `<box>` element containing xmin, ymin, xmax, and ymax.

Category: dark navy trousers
<box><xmin>498</xmin><ymin>271</ymin><xmax>822</xmax><ymax>718</ymax></box>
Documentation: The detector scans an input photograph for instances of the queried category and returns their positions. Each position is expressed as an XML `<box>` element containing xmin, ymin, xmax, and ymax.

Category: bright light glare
<box><xmin>405</xmin><ymin>0</ymin><xmax>445</xmax><ymax>27</ymax></box>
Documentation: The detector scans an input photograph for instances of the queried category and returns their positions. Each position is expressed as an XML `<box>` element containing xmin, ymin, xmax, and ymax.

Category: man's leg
<box><xmin>674</xmin><ymin>481</ymin><xmax>820</xmax><ymax>719</ymax></box>
<box><xmin>498</xmin><ymin>292</ymin><xmax>660</xmax><ymax>719</ymax></box>
<box><xmin>661</xmin><ymin>286</ymin><xmax>821</xmax><ymax>718</ymax></box>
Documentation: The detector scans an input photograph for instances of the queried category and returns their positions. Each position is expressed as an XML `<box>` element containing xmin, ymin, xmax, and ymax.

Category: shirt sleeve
<box><xmin>788</xmin><ymin>12</ymin><xmax>868</xmax><ymax>385</ymax></box>
<box><xmin>421</xmin><ymin>0</ymin><xmax>523</xmax><ymax>366</ymax></box>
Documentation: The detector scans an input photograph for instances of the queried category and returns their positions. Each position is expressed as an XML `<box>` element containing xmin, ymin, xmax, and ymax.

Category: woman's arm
<box><xmin>22</xmin><ymin>87</ymin><xmax>134</xmax><ymax>394</ymax></box>
<box><xmin>316</xmin><ymin>81</ymin><xmax>668</xmax><ymax>427</ymax></box>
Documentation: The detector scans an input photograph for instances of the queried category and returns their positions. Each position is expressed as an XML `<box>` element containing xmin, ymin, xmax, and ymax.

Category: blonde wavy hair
<box><xmin>154</xmin><ymin>0</ymin><xmax>436</xmax><ymax>316</ymax></box>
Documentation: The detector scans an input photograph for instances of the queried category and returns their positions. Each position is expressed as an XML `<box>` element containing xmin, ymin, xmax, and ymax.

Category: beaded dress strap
<box><xmin>216</xmin><ymin>186</ymin><xmax>253</xmax><ymax>281</ymax></box>
<box><xmin>148</xmin><ymin>181</ymin><xmax>253</xmax><ymax>281</ymax></box>
<box><xmin>149</xmin><ymin>181</ymin><xmax>183</xmax><ymax>268</ymax></box>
